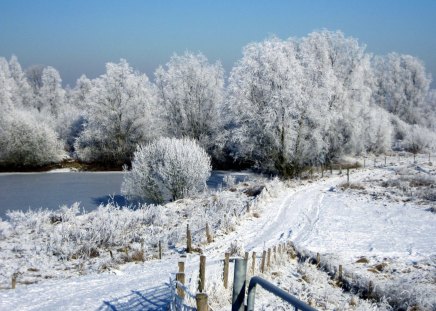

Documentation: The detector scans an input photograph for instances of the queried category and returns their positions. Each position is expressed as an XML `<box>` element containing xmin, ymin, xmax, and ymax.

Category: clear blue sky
<box><xmin>1</xmin><ymin>0</ymin><xmax>435</xmax><ymax>87</ymax></box>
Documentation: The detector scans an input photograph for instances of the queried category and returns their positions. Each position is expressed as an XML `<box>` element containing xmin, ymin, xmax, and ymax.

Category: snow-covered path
<box><xmin>1</xmin><ymin>168</ymin><xmax>435</xmax><ymax>310</ymax></box>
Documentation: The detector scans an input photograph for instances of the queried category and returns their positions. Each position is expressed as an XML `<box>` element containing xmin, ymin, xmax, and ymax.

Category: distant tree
<box><xmin>8</xmin><ymin>55</ymin><xmax>33</xmax><ymax>108</ymax></box>
<box><xmin>0</xmin><ymin>57</ymin><xmax>14</xmax><ymax>112</ymax></box>
<box><xmin>155</xmin><ymin>52</ymin><xmax>224</xmax><ymax>152</ymax></box>
<box><xmin>122</xmin><ymin>137</ymin><xmax>211</xmax><ymax>202</ymax></box>
<box><xmin>38</xmin><ymin>66</ymin><xmax>65</xmax><ymax>117</ymax></box>
<box><xmin>372</xmin><ymin>53</ymin><xmax>431</xmax><ymax>125</ymax></box>
<box><xmin>60</xmin><ymin>75</ymin><xmax>92</xmax><ymax>152</ymax></box>
<box><xmin>75</xmin><ymin>59</ymin><xmax>158</xmax><ymax>165</ymax></box>
<box><xmin>26</xmin><ymin>64</ymin><xmax>45</xmax><ymax>94</ymax></box>
<box><xmin>420</xmin><ymin>89</ymin><xmax>436</xmax><ymax>131</ymax></box>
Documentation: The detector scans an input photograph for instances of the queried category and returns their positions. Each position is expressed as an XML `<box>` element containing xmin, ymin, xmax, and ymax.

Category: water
<box><xmin>0</xmin><ymin>170</ymin><xmax>252</xmax><ymax>219</ymax></box>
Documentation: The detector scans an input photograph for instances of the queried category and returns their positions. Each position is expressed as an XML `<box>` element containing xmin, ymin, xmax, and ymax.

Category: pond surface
<box><xmin>0</xmin><ymin>170</ymin><xmax>252</xmax><ymax>219</ymax></box>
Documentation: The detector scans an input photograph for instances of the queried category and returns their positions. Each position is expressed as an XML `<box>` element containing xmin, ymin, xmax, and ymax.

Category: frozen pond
<box><xmin>0</xmin><ymin>170</ymin><xmax>252</xmax><ymax>219</ymax></box>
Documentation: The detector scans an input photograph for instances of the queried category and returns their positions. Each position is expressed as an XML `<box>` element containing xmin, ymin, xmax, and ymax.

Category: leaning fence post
<box><xmin>176</xmin><ymin>272</ymin><xmax>185</xmax><ymax>299</ymax></box>
<box><xmin>186</xmin><ymin>224</ymin><xmax>192</xmax><ymax>253</ymax></box>
<box><xmin>199</xmin><ymin>255</ymin><xmax>206</xmax><ymax>292</ymax></box>
<box><xmin>232</xmin><ymin>258</ymin><xmax>247</xmax><ymax>311</ymax></box>
<box><xmin>196</xmin><ymin>292</ymin><xmax>209</xmax><ymax>311</ymax></box>
<box><xmin>223</xmin><ymin>252</ymin><xmax>230</xmax><ymax>289</ymax></box>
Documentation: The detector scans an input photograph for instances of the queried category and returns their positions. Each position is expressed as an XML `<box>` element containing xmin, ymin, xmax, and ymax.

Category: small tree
<box><xmin>122</xmin><ymin>137</ymin><xmax>211</xmax><ymax>203</ymax></box>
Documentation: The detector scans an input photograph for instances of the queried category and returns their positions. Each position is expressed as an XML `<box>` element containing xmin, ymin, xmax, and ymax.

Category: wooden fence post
<box><xmin>251</xmin><ymin>252</ymin><xmax>256</xmax><ymax>274</ymax></box>
<box><xmin>196</xmin><ymin>293</ymin><xmax>209</xmax><ymax>311</ymax></box>
<box><xmin>330</xmin><ymin>165</ymin><xmax>333</xmax><ymax>174</ymax></box>
<box><xmin>368</xmin><ymin>280</ymin><xmax>374</xmax><ymax>298</ymax></box>
<box><xmin>261</xmin><ymin>250</ymin><xmax>266</xmax><ymax>273</ymax></box>
<box><xmin>267</xmin><ymin>248</ymin><xmax>271</xmax><ymax>269</ymax></box>
<box><xmin>338</xmin><ymin>264</ymin><xmax>343</xmax><ymax>281</ymax></box>
<box><xmin>205</xmin><ymin>222</ymin><xmax>213</xmax><ymax>243</ymax></box>
<box><xmin>199</xmin><ymin>255</ymin><xmax>206</xmax><ymax>292</ymax></box>
<box><xmin>158</xmin><ymin>240</ymin><xmax>162</xmax><ymax>259</ymax></box>
<box><xmin>11</xmin><ymin>275</ymin><xmax>16</xmax><ymax>289</ymax></box>
<box><xmin>273</xmin><ymin>246</ymin><xmax>277</xmax><ymax>262</ymax></box>
<box><xmin>347</xmin><ymin>168</ymin><xmax>350</xmax><ymax>184</ymax></box>
<box><xmin>384</xmin><ymin>156</ymin><xmax>387</xmax><ymax>166</ymax></box>
<box><xmin>186</xmin><ymin>224</ymin><xmax>192</xmax><ymax>253</ymax></box>
<box><xmin>176</xmin><ymin>272</ymin><xmax>185</xmax><ymax>299</ymax></box>
<box><xmin>178</xmin><ymin>261</ymin><xmax>185</xmax><ymax>273</ymax></box>
<box><xmin>244</xmin><ymin>252</ymin><xmax>249</xmax><ymax>261</ymax></box>
<box><xmin>316</xmin><ymin>253</ymin><xmax>320</xmax><ymax>267</ymax></box>
<box><xmin>223</xmin><ymin>252</ymin><xmax>230</xmax><ymax>289</ymax></box>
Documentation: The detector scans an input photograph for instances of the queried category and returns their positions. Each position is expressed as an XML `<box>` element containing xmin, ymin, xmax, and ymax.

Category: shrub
<box><xmin>0</xmin><ymin>110</ymin><xmax>64</xmax><ymax>167</ymax></box>
<box><xmin>122</xmin><ymin>137</ymin><xmax>211</xmax><ymax>202</ymax></box>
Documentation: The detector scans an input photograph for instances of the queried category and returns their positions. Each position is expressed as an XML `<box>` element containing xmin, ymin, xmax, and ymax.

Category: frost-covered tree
<box><xmin>38</xmin><ymin>66</ymin><xmax>65</xmax><ymax>117</ymax></box>
<box><xmin>26</xmin><ymin>64</ymin><xmax>45</xmax><ymax>94</ymax></box>
<box><xmin>420</xmin><ymin>89</ymin><xmax>436</xmax><ymax>131</ymax></box>
<box><xmin>0</xmin><ymin>57</ymin><xmax>15</xmax><ymax>112</ymax></box>
<box><xmin>226</xmin><ymin>37</ymin><xmax>314</xmax><ymax>175</ymax></box>
<box><xmin>8</xmin><ymin>55</ymin><xmax>33</xmax><ymax>108</ymax></box>
<box><xmin>75</xmin><ymin>59</ymin><xmax>158</xmax><ymax>165</ymax></box>
<box><xmin>300</xmin><ymin>31</ymin><xmax>375</xmax><ymax>159</ymax></box>
<box><xmin>60</xmin><ymin>75</ymin><xmax>92</xmax><ymax>151</ymax></box>
<box><xmin>226</xmin><ymin>31</ymin><xmax>376</xmax><ymax>175</ymax></box>
<box><xmin>372</xmin><ymin>53</ymin><xmax>431</xmax><ymax>125</ymax></box>
<box><xmin>155</xmin><ymin>52</ymin><xmax>224</xmax><ymax>152</ymax></box>
<box><xmin>122</xmin><ymin>137</ymin><xmax>211</xmax><ymax>202</ymax></box>
<box><xmin>0</xmin><ymin>110</ymin><xmax>64</xmax><ymax>167</ymax></box>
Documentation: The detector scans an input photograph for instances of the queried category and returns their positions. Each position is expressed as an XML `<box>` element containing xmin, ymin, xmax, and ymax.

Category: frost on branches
<box><xmin>155</xmin><ymin>52</ymin><xmax>225</xmax><ymax>154</ymax></box>
<box><xmin>122</xmin><ymin>137</ymin><xmax>212</xmax><ymax>202</ymax></box>
<box><xmin>74</xmin><ymin>59</ymin><xmax>158</xmax><ymax>165</ymax></box>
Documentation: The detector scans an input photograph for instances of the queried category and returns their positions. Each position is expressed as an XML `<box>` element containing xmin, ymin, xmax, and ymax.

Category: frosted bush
<box><xmin>0</xmin><ymin>109</ymin><xmax>64</xmax><ymax>167</ymax></box>
<box><xmin>122</xmin><ymin>137</ymin><xmax>212</xmax><ymax>202</ymax></box>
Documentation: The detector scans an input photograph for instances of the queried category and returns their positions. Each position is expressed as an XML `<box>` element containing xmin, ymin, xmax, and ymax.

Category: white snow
<box><xmin>1</xmin><ymin>158</ymin><xmax>435</xmax><ymax>310</ymax></box>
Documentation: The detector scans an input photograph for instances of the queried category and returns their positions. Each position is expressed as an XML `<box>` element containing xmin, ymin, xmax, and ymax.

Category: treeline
<box><xmin>1</xmin><ymin>30</ymin><xmax>435</xmax><ymax>175</ymax></box>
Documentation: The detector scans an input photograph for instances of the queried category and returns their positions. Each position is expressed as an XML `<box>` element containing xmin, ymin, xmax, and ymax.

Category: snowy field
<box><xmin>0</xmin><ymin>154</ymin><xmax>435</xmax><ymax>310</ymax></box>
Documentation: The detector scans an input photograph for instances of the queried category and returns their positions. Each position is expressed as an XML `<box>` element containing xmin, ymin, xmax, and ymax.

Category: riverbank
<box><xmin>0</xmin><ymin>160</ymin><xmax>124</xmax><ymax>173</ymax></box>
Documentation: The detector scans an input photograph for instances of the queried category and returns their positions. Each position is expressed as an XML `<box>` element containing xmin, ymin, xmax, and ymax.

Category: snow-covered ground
<box><xmin>1</xmin><ymin>155</ymin><xmax>435</xmax><ymax>310</ymax></box>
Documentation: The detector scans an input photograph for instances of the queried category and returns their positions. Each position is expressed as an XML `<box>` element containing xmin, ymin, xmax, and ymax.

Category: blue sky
<box><xmin>1</xmin><ymin>0</ymin><xmax>435</xmax><ymax>87</ymax></box>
